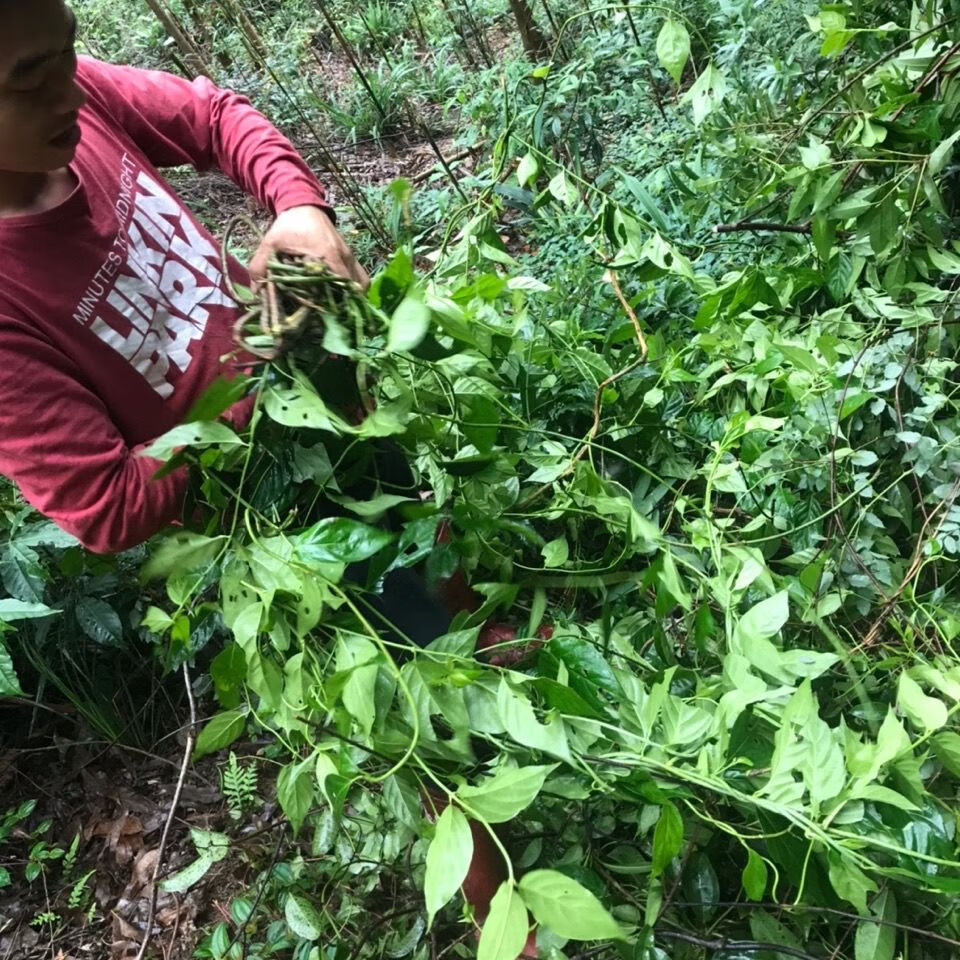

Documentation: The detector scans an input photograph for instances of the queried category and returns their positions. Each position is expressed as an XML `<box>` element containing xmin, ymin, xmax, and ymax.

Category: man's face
<box><xmin>0</xmin><ymin>0</ymin><xmax>86</xmax><ymax>173</ymax></box>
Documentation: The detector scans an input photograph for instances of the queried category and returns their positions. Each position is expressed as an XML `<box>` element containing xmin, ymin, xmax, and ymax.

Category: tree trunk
<box><xmin>507</xmin><ymin>0</ymin><xmax>549</xmax><ymax>59</ymax></box>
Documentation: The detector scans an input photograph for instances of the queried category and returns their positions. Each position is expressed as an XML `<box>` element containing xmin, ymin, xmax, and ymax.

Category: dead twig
<box><xmin>712</xmin><ymin>220</ymin><xmax>811</xmax><ymax>235</ymax></box>
<box><xmin>134</xmin><ymin>663</ymin><xmax>196</xmax><ymax>960</ymax></box>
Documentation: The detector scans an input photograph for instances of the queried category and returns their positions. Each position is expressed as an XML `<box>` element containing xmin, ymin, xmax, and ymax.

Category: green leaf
<box><xmin>651</xmin><ymin>801</ymin><xmax>683</xmax><ymax>878</ymax></box>
<box><xmin>855</xmin><ymin>890</ymin><xmax>896</xmax><ymax>960</ymax></box>
<box><xmin>800</xmin><ymin>135</ymin><xmax>831</xmax><ymax>170</ymax></box>
<box><xmin>742</xmin><ymin>848</ymin><xmax>768</xmax><ymax>902</ymax></box>
<box><xmin>0</xmin><ymin>599</ymin><xmax>58</xmax><ymax>622</ymax></box>
<box><xmin>541</xmin><ymin>537</ymin><xmax>569</xmax><ymax>568</ymax></box>
<box><xmin>296</xmin><ymin>518</ymin><xmax>393</xmax><ymax>566</ymax></box>
<box><xmin>191</xmin><ymin>827</ymin><xmax>231</xmax><ymax>863</ymax></box>
<box><xmin>277</xmin><ymin>757</ymin><xmax>315</xmax><ymax>835</ymax></box>
<box><xmin>734</xmin><ymin>592</ymin><xmax>789</xmax><ymax>645</ymax></box>
<box><xmin>264</xmin><ymin>383</ymin><xmax>343</xmax><ymax>432</ymax></box>
<box><xmin>931</xmin><ymin>731</ymin><xmax>960</xmax><ymax>777</ymax></box>
<box><xmin>142</xmin><ymin>606</ymin><xmax>174</xmax><ymax>635</ymax></box>
<box><xmin>548</xmin><ymin>171</ymin><xmax>578</xmax><ymax>206</ymax></box>
<box><xmin>285</xmin><ymin>893</ymin><xmax>324</xmax><ymax>940</ymax></box>
<box><xmin>683</xmin><ymin>852</ymin><xmax>719</xmax><ymax>921</ymax></box>
<box><xmin>478</xmin><ymin>882</ymin><xmax>529</xmax><ymax>960</ymax></box>
<box><xmin>517</xmin><ymin>152</ymin><xmax>539</xmax><ymax>188</ymax></box>
<box><xmin>75</xmin><ymin>597</ymin><xmax>123</xmax><ymax>647</ymax></box>
<box><xmin>388</xmin><ymin>288</ymin><xmax>431</xmax><ymax>353</ymax></box>
<box><xmin>497</xmin><ymin>680</ymin><xmax>571</xmax><ymax>761</ymax></box>
<box><xmin>194</xmin><ymin>709</ymin><xmax>247</xmax><ymax>759</ymax></box>
<box><xmin>930</xmin><ymin>128</ymin><xmax>960</xmax><ymax>175</ymax></box>
<box><xmin>159</xmin><ymin>855</ymin><xmax>212</xmax><ymax>893</ymax></box>
<box><xmin>141</xmin><ymin>421</ymin><xmax>244</xmax><ymax>462</ymax></box>
<box><xmin>827</xmin><ymin>851</ymin><xmax>877</xmax><ymax>914</ymax></box>
<box><xmin>425</xmin><ymin>805</ymin><xmax>474</xmax><ymax>927</ymax></box>
<box><xmin>519</xmin><ymin>869</ymin><xmax>623</xmax><ymax>941</ymax></box>
<box><xmin>897</xmin><ymin>672</ymin><xmax>948</xmax><ymax>732</ymax></box>
<box><xmin>682</xmin><ymin>63</ymin><xmax>726</xmax><ymax>125</ymax></box>
<box><xmin>457</xmin><ymin>764</ymin><xmax>556</xmax><ymax>823</ymax></box>
<box><xmin>143</xmin><ymin>533</ymin><xmax>227</xmax><ymax>580</ymax></box>
<box><xmin>656</xmin><ymin>18</ymin><xmax>690</xmax><ymax>85</ymax></box>
<box><xmin>0</xmin><ymin>639</ymin><xmax>23</xmax><ymax>696</ymax></box>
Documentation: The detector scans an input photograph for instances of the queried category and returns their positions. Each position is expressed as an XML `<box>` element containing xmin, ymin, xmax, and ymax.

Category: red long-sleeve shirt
<box><xmin>0</xmin><ymin>57</ymin><xmax>330</xmax><ymax>553</ymax></box>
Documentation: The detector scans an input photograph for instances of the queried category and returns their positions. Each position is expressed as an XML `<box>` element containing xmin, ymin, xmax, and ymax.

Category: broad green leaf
<box><xmin>143</xmin><ymin>533</ymin><xmax>227</xmax><ymax>580</ymax></box>
<box><xmin>518</xmin><ymin>869</ymin><xmax>623</xmax><ymax>941</ymax></box>
<box><xmin>0</xmin><ymin>599</ymin><xmax>58</xmax><ymax>621</ymax></box>
<box><xmin>478</xmin><ymin>881</ymin><xmax>529</xmax><ymax>960</ymax></box>
<box><xmin>658</xmin><ymin>551</ymin><xmax>692</xmax><ymax>611</ymax></box>
<box><xmin>191</xmin><ymin>828</ymin><xmax>231</xmax><ymax>863</ymax></box>
<box><xmin>827</xmin><ymin>851</ymin><xmax>877</xmax><ymax>914</ymax></box>
<box><xmin>424</xmin><ymin>805</ymin><xmax>474</xmax><ymax>926</ymax></box>
<box><xmin>656</xmin><ymin>18</ymin><xmax>690</xmax><ymax>85</ymax></box>
<box><xmin>194</xmin><ymin>709</ymin><xmax>247</xmax><ymax>759</ymax></box>
<box><xmin>683</xmin><ymin>852</ymin><xmax>719</xmax><ymax>921</ymax></box>
<box><xmin>296</xmin><ymin>518</ymin><xmax>393</xmax><ymax>566</ymax></box>
<box><xmin>141</xmin><ymin>421</ymin><xmax>244</xmax><ymax>462</ymax></box>
<box><xmin>541</xmin><ymin>537</ymin><xmax>569</xmax><ymax>568</ymax></box>
<box><xmin>388</xmin><ymin>288</ymin><xmax>431</xmax><ymax>353</ymax></box>
<box><xmin>517</xmin><ymin>152</ymin><xmax>539</xmax><ymax>188</ymax></box>
<box><xmin>497</xmin><ymin>680</ymin><xmax>571</xmax><ymax>761</ymax></box>
<box><xmin>285</xmin><ymin>893</ymin><xmax>324</xmax><ymax>940</ymax></box>
<box><xmin>547</xmin><ymin>171</ymin><xmax>578</xmax><ymax>206</ymax></box>
<box><xmin>742</xmin><ymin>848</ymin><xmax>768</xmax><ymax>901</ymax></box>
<box><xmin>651</xmin><ymin>801</ymin><xmax>683</xmax><ymax>878</ymax></box>
<box><xmin>75</xmin><ymin>597</ymin><xmax>123</xmax><ymax>647</ymax></box>
<box><xmin>931</xmin><ymin>731</ymin><xmax>960</xmax><ymax>777</ymax></box>
<box><xmin>277</xmin><ymin>757</ymin><xmax>315</xmax><ymax>835</ymax></box>
<box><xmin>897</xmin><ymin>672</ymin><xmax>948</xmax><ymax>732</ymax></box>
<box><xmin>314</xmin><ymin>752</ymin><xmax>340</xmax><ymax>807</ymax></box>
<box><xmin>0</xmin><ymin>639</ymin><xmax>23</xmax><ymax>696</ymax></box>
<box><xmin>142</xmin><ymin>606</ymin><xmax>174</xmax><ymax>635</ymax></box>
<box><xmin>800</xmin><ymin>136</ymin><xmax>831</xmax><ymax>170</ymax></box>
<box><xmin>457</xmin><ymin>764</ymin><xmax>556</xmax><ymax>823</ymax></box>
<box><xmin>736</xmin><ymin>591</ymin><xmax>788</xmax><ymax>640</ymax></box>
<box><xmin>264</xmin><ymin>384</ymin><xmax>343</xmax><ymax>432</ymax></box>
<box><xmin>854</xmin><ymin>889</ymin><xmax>896</xmax><ymax>960</ymax></box>
<box><xmin>159</xmin><ymin>855</ymin><xmax>212</xmax><ymax>893</ymax></box>
<box><xmin>682</xmin><ymin>63</ymin><xmax>726</xmax><ymax>125</ymax></box>
<box><xmin>930</xmin><ymin>128</ymin><xmax>960</xmax><ymax>175</ymax></box>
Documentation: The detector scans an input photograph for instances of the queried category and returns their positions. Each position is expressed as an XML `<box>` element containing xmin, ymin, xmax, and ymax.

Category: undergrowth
<box><xmin>6</xmin><ymin>2</ymin><xmax>960</xmax><ymax>960</ymax></box>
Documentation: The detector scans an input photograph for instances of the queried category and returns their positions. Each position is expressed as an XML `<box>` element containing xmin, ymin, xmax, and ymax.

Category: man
<box><xmin>0</xmin><ymin>0</ymin><xmax>367</xmax><ymax>553</ymax></box>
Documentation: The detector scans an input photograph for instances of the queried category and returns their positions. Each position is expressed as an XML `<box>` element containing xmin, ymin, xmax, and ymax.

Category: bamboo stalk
<box><xmin>410</xmin><ymin>2</ymin><xmax>430</xmax><ymax>51</ymax></box>
<box><xmin>142</xmin><ymin>0</ymin><xmax>212</xmax><ymax>77</ymax></box>
<box><xmin>438</xmin><ymin>0</ymin><xmax>478</xmax><ymax>67</ymax></box>
<box><xmin>211</xmin><ymin>0</ymin><xmax>391</xmax><ymax>247</ymax></box>
<box><xmin>357</xmin><ymin>8</ymin><xmax>394</xmax><ymax>67</ymax></box>
<box><xmin>623</xmin><ymin>5</ymin><xmax>642</xmax><ymax>45</ymax></box>
<box><xmin>313</xmin><ymin>0</ymin><xmax>389</xmax><ymax>124</ymax></box>
<box><xmin>456</xmin><ymin>0</ymin><xmax>494</xmax><ymax>67</ymax></box>
<box><xmin>537</xmin><ymin>0</ymin><xmax>569</xmax><ymax>58</ymax></box>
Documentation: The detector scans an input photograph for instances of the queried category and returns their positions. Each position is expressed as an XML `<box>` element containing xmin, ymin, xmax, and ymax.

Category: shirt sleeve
<box><xmin>0</xmin><ymin>321</ymin><xmax>186</xmax><ymax>554</ymax></box>
<box><xmin>77</xmin><ymin>56</ymin><xmax>331</xmax><ymax>217</ymax></box>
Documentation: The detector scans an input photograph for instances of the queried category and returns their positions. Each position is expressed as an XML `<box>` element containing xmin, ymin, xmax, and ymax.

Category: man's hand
<box><xmin>248</xmin><ymin>205</ymin><xmax>369</xmax><ymax>289</ymax></box>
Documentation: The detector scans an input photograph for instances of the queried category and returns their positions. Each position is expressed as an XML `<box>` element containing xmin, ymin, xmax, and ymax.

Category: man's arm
<box><xmin>79</xmin><ymin>57</ymin><xmax>366</xmax><ymax>285</ymax></box>
<box><xmin>0</xmin><ymin>322</ymin><xmax>184</xmax><ymax>554</ymax></box>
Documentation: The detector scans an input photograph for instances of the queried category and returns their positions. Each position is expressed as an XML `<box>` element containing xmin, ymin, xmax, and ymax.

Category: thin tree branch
<box><xmin>712</xmin><ymin>220</ymin><xmax>811</xmax><ymax>235</ymax></box>
<box><xmin>134</xmin><ymin>663</ymin><xmax>197</xmax><ymax>960</ymax></box>
<box><xmin>657</xmin><ymin>928</ymin><xmax>819</xmax><ymax>959</ymax></box>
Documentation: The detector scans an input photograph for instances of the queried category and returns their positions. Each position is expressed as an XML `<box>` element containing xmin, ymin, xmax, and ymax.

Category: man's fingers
<box><xmin>247</xmin><ymin>241</ymin><xmax>272</xmax><ymax>286</ymax></box>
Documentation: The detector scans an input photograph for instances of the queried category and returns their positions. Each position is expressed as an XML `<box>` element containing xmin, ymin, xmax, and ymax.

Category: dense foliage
<box><xmin>8</xmin><ymin>1</ymin><xmax>960</xmax><ymax>958</ymax></box>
